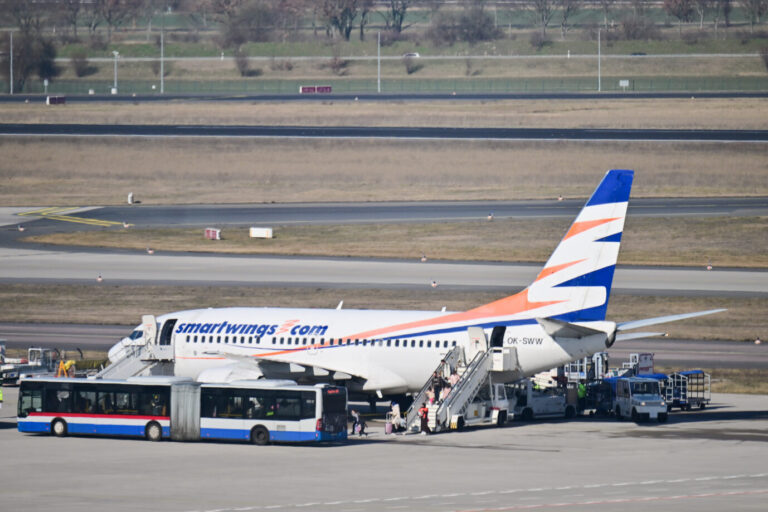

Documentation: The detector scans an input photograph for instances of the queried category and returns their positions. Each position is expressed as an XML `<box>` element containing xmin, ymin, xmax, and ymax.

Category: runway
<box><xmin>1</xmin><ymin>247</ymin><xmax>766</xmax><ymax>296</ymax></box>
<box><xmin>3</xmin><ymin>123</ymin><xmax>768</xmax><ymax>141</ymax></box>
<box><xmin>6</xmin><ymin>196</ymin><xmax>767</xmax><ymax>232</ymax></box>
<box><xmin>1</xmin><ymin>91</ymin><xmax>768</xmax><ymax>103</ymax></box>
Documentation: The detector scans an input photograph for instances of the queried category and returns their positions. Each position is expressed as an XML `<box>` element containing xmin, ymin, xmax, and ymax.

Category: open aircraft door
<box><xmin>142</xmin><ymin>314</ymin><xmax>175</xmax><ymax>361</ymax></box>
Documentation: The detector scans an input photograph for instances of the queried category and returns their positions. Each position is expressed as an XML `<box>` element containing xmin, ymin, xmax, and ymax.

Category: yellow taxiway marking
<box><xmin>17</xmin><ymin>207</ymin><xmax>122</xmax><ymax>227</ymax></box>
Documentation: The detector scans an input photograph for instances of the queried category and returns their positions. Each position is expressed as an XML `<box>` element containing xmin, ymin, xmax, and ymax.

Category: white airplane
<box><xmin>107</xmin><ymin>170</ymin><xmax>723</xmax><ymax>400</ymax></box>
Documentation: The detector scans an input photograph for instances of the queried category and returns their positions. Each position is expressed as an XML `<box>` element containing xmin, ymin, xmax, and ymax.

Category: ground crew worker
<box><xmin>0</xmin><ymin>387</ymin><xmax>3</xmax><ymax>409</ymax></box>
<box><xmin>577</xmin><ymin>381</ymin><xmax>587</xmax><ymax>410</ymax></box>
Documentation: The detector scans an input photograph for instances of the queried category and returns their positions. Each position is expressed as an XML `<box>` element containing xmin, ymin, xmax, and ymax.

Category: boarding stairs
<box><xmin>94</xmin><ymin>343</ymin><xmax>174</xmax><ymax>379</ymax></box>
<box><xmin>431</xmin><ymin>349</ymin><xmax>494</xmax><ymax>431</ymax></box>
<box><xmin>406</xmin><ymin>326</ymin><xmax>522</xmax><ymax>433</ymax></box>
<box><xmin>404</xmin><ymin>346</ymin><xmax>462</xmax><ymax>432</ymax></box>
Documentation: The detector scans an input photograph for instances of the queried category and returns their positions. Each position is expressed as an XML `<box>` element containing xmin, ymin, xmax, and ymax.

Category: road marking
<box><xmin>17</xmin><ymin>206</ymin><xmax>121</xmax><ymax>227</ymax></box>
<box><xmin>192</xmin><ymin>473</ymin><xmax>768</xmax><ymax>512</ymax></box>
<box><xmin>456</xmin><ymin>489</ymin><xmax>768</xmax><ymax>511</ymax></box>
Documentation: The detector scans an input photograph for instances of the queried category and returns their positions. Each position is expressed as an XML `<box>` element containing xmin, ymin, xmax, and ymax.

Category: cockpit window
<box><xmin>128</xmin><ymin>330</ymin><xmax>143</xmax><ymax>340</ymax></box>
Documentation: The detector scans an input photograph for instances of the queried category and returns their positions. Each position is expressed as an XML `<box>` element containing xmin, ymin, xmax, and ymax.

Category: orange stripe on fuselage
<box><xmin>342</xmin><ymin>289</ymin><xmax>564</xmax><ymax>342</ymax></box>
<box><xmin>564</xmin><ymin>217</ymin><xmax>619</xmax><ymax>240</ymax></box>
<box><xmin>535</xmin><ymin>258</ymin><xmax>587</xmax><ymax>282</ymax></box>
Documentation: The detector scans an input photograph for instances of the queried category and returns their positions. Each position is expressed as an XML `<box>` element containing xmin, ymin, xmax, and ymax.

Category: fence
<box><xmin>3</xmin><ymin>76</ymin><xmax>768</xmax><ymax>96</ymax></box>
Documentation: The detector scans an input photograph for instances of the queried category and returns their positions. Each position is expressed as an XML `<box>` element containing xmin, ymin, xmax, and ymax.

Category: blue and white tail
<box><xmin>524</xmin><ymin>169</ymin><xmax>634</xmax><ymax>322</ymax></box>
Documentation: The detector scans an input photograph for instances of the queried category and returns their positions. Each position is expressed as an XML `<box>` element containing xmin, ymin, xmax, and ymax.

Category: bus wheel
<box><xmin>51</xmin><ymin>418</ymin><xmax>68</xmax><ymax>437</ymax></box>
<box><xmin>145</xmin><ymin>421</ymin><xmax>163</xmax><ymax>442</ymax></box>
<box><xmin>631</xmin><ymin>408</ymin><xmax>640</xmax><ymax>422</ymax></box>
<box><xmin>496</xmin><ymin>411</ymin><xmax>507</xmax><ymax>427</ymax></box>
<box><xmin>251</xmin><ymin>426</ymin><xmax>270</xmax><ymax>446</ymax></box>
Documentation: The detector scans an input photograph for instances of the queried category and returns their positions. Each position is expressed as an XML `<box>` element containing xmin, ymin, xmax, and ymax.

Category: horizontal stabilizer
<box><xmin>537</xmin><ymin>317</ymin><xmax>605</xmax><ymax>339</ymax></box>
<box><xmin>617</xmin><ymin>309</ymin><xmax>726</xmax><ymax>332</ymax></box>
<box><xmin>615</xmin><ymin>332</ymin><xmax>666</xmax><ymax>342</ymax></box>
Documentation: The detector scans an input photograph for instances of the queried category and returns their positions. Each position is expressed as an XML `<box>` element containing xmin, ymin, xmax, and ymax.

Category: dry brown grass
<box><xmin>0</xmin><ymin>283</ymin><xmax>762</xmax><ymax>341</ymax></box>
<box><xmin>2</xmin><ymin>98</ymin><xmax>767</xmax><ymax>130</ymax></box>
<box><xmin>1</xmin><ymin>138</ymin><xmax>766</xmax><ymax>206</ymax></box>
<box><xmin>23</xmin><ymin>216</ymin><xmax>768</xmax><ymax>268</ymax></box>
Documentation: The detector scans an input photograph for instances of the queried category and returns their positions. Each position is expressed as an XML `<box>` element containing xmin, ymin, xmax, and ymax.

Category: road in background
<box><xmin>4</xmin><ymin>197</ymin><xmax>766</xmax><ymax>232</ymax></box>
<box><xmin>3</xmin><ymin>123</ymin><xmax>768</xmax><ymax>141</ymax></box>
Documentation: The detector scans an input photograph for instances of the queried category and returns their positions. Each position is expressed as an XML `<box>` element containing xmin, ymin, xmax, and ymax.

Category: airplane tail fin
<box><xmin>464</xmin><ymin>169</ymin><xmax>633</xmax><ymax>325</ymax></box>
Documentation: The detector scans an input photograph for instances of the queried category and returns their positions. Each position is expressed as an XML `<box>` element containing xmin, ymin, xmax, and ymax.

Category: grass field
<box><xmin>1</xmin><ymin>137</ymin><xmax>766</xmax><ymax>206</ymax></box>
<box><xmin>2</xmin><ymin>98</ymin><xmax>767</xmax><ymax>129</ymax></box>
<box><xmin>23</xmin><ymin>216</ymin><xmax>768</xmax><ymax>268</ymax></box>
<box><xmin>0</xmin><ymin>283</ymin><xmax>761</xmax><ymax>342</ymax></box>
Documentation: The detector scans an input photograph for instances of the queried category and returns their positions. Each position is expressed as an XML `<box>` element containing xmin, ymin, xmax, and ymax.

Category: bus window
<box><xmin>74</xmin><ymin>388</ymin><xmax>97</xmax><ymax>413</ymax></box>
<box><xmin>301</xmin><ymin>391</ymin><xmax>317</xmax><ymax>419</ymax></box>
<box><xmin>274</xmin><ymin>393</ymin><xmax>302</xmax><ymax>421</ymax></box>
<box><xmin>44</xmin><ymin>385</ymin><xmax>72</xmax><ymax>413</ymax></box>
<box><xmin>18</xmin><ymin>381</ymin><xmax>44</xmax><ymax>417</ymax></box>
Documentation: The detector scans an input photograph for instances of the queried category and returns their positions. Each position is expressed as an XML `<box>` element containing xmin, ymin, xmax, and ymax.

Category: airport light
<box><xmin>112</xmin><ymin>51</ymin><xmax>119</xmax><ymax>93</ymax></box>
<box><xmin>597</xmin><ymin>29</ymin><xmax>601</xmax><ymax>92</ymax></box>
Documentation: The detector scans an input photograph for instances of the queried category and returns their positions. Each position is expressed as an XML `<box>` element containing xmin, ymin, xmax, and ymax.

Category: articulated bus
<box><xmin>17</xmin><ymin>377</ymin><xmax>347</xmax><ymax>444</ymax></box>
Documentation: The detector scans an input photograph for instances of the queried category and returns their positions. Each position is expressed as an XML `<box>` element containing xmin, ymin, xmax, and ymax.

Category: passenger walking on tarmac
<box><xmin>350</xmin><ymin>409</ymin><xmax>360</xmax><ymax>435</ymax></box>
<box><xmin>418</xmin><ymin>402</ymin><xmax>430</xmax><ymax>435</ymax></box>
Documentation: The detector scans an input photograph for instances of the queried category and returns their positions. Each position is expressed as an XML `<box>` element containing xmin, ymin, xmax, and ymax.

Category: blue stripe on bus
<box><xmin>200</xmin><ymin>427</ymin><xmax>329</xmax><ymax>443</ymax></box>
<box><xmin>18</xmin><ymin>420</ymin><xmax>169</xmax><ymax>438</ymax></box>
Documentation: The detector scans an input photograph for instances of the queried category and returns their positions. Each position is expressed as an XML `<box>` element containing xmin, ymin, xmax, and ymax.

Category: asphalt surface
<box><xmin>3</xmin><ymin>123</ymin><xmax>768</xmax><ymax>141</ymax></box>
<box><xmin>2</xmin><ymin>91</ymin><xmax>768</xmax><ymax>103</ymax></box>
<box><xmin>1</xmin><ymin>387</ymin><xmax>766</xmax><ymax>512</ymax></box>
<box><xmin>1</xmin><ymin>246</ymin><xmax>766</xmax><ymax>296</ymax></box>
<box><xmin>2</xmin><ymin>322</ymin><xmax>765</xmax><ymax>369</ymax></box>
<box><xmin>6</xmin><ymin>197</ymin><xmax>768</xmax><ymax>232</ymax></box>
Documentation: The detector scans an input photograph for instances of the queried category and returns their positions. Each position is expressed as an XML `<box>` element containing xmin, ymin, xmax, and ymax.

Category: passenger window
<box><xmin>217</xmin><ymin>336</ymin><xmax>221</xmax><ymax>344</ymax></box>
<box><xmin>427</xmin><ymin>341</ymin><xmax>431</xmax><ymax>348</ymax></box>
<box><xmin>419</xmin><ymin>340</ymin><xmax>424</xmax><ymax>348</ymax></box>
<box><xmin>395</xmin><ymin>340</ymin><xmax>399</xmax><ymax>347</ymax></box>
<box><xmin>386</xmin><ymin>340</ymin><xmax>391</xmax><ymax>347</ymax></box>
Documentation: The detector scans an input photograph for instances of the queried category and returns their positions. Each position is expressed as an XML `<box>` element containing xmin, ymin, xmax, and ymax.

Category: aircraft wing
<box><xmin>615</xmin><ymin>331</ymin><xmax>667</xmax><ymax>342</ymax></box>
<box><xmin>617</xmin><ymin>309</ymin><xmax>726</xmax><ymax>332</ymax></box>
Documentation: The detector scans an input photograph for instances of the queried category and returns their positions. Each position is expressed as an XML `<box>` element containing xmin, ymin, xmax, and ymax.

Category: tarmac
<box><xmin>1</xmin><ymin>387</ymin><xmax>766</xmax><ymax>512</ymax></box>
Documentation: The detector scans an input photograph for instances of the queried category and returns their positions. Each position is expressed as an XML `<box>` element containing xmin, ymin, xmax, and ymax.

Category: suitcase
<box><xmin>385</xmin><ymin>421</ymin><xmax>393</xmax><ymax>435</ymax></box>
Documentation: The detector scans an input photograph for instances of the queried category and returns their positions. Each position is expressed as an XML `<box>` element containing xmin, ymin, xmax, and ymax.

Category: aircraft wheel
<box><xmin>51</xmin><ymin>418</ymin><xmax>68</xmax><ymax>437</ymax></box>
<box><xmin>145</xmin><ymin>421</ymin><xmax>163</xmax><ymax>442</ymax></box>
<box><xmin>251</xmin><ymin>426</ymin><xmax>270</xmax><ymax>446</ymax></box>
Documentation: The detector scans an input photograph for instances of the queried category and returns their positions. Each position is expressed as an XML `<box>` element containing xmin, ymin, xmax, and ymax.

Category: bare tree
<box><xmin>322</xmin><ymin>0</ymin><xmax>359</xmax><ymax>41</ymax></box>
<box><xmin>0</xmin><ymin>0</ymin><xmax>50</xmax><ymax>36</ymax></box>
<box><xmin>598</xmin><ymin>0</ymin><xmax>615</xmax><ymax>29</ymax></box>
<box><xmin>95</xmin><ymin>0</ymin><xmax>145</xmax><ymax>42</ymax></box>
<box><xmin>59</xmin><ymin>0</ymin><xmax>83</xmax><ymax>40</ymax></box>
<box><xmin>664</xmin><ymin>0</ymin><xmax>693</xmax><ymax>35</ymax></box>
<box><xmin>693</xmin><ymin>0</ymin><xmax>711</xmax><ymax>29</ymax></box>
<box><xmin>528</xmin><ymin>0</ymin><xmax>556</xmax><ymax>37</ymax></box>
<box><xmin>359</xmin><ymin>0</ymin><xmax>374</xmax><ymax>40</ymax></box>
<box><xmin>381</xmin><ymin>0</ymin><xmax>411</xmax><ymax>33</ymax></box>
<box><xmin>557</xmin><ymin>0</ymin><xmax>581</xmax><ymax>39</ymax></box>
<box><xmin>741</xmin><ymin>0</ymin><xmax>767</xmax><ymax>32</ymax></box>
